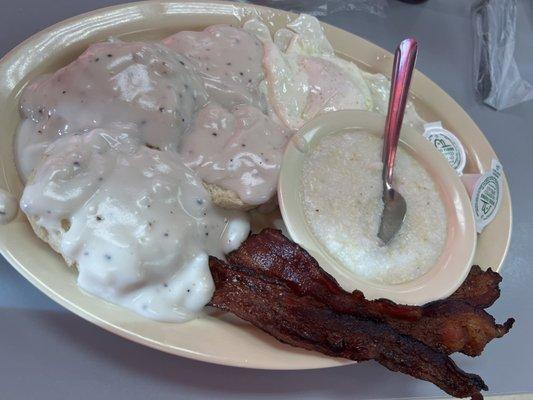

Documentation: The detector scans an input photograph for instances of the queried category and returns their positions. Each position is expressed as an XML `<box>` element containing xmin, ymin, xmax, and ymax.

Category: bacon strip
<box><xmin>227</xmin><ymin>229</ymin><xmax>514</xmax><ymax>356</ymax></box>
<box><xmin>448</xmin><ymin>265</ymin><xmax>502</xmax><ymax>308</ymax></box>
<box><xmin>209</xmin><ymin>257</ymin><xmax>487</xmax><ymax>399</ymax></box>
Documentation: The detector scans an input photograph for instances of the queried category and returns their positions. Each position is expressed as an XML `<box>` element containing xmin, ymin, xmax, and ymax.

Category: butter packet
<box><xmin>461</xmin><ymin>159</ymin><xmax>504</xmax><ymax>233</ymax></box>
<box><xmin>423</xmin><ymin>122</ymin><xmax>466</xmax><ymax>175</ymax></box>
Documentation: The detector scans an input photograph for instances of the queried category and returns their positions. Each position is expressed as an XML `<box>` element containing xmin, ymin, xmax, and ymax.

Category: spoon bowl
<box><xmin>378</xmin><ymin>188</ymin><xmax>407</xmax><ymax>245</ymax></box>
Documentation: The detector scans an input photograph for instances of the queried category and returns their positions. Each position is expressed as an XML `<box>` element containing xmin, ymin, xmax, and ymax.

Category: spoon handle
<box><xmin>382</xmin><ymin>38</ymin><xmax>418</xmax><ymax>190</ymax></box>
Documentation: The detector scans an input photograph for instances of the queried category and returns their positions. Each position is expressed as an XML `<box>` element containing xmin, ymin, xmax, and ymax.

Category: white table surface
<box><xmin>1</xmin><ymin>1</ymin><xmax>532</xmax><ymax>399</ymax></box>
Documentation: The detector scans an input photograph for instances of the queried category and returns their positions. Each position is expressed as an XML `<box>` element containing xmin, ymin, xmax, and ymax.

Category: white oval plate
<box><xmin>0</xmin><ymin>1</ymin><xmax>512</xmax><ymax>370</ymax></box>
<box><xmin>279</xmin><ymin>110</ymin><xmax>476</xmax><ymax>305</ymax></box>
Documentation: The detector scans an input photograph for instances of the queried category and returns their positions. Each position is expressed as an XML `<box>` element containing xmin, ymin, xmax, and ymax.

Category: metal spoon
<box><xmin>377</xmin><ymin>38</ymin><xmax>418</xmax><ymax>244</ymax></box>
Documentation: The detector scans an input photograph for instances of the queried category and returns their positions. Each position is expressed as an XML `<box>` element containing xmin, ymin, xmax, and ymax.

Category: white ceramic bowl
<box><xmin>279</xmin><ymin>110</ymin><xmax>477</xmax><ymax>305</ymax></box>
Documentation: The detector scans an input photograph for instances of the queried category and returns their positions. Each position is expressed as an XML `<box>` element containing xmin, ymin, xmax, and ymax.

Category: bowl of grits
<box><xmin>279</xmin><ymin>110</ymin><xmax>477</xmax><ymax>305</ymax></box>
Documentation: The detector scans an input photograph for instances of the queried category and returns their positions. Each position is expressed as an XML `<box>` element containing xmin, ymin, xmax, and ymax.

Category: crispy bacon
<box><xmin>227</xmin><ymin>229</ymin><xmax>514</xmax><ymax>356</ymax></box>
<box><xmin>209</xmin><ymin>257</ymin><xmax>488</xmax><ymax>399</ymax></box>
<box><xmin>448</xmin><ymin>265</ymin><xmax>502</xmax><ymax>308</ymax></box>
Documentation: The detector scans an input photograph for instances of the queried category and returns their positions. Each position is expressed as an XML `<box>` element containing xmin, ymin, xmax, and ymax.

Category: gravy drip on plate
<box><xmin>20</xmin><ymin>130</ymin><xmax>249</xmax><ymax>322</ymax></box>
<box><xmin>302</xmin><ymin>131</ymin><xmax>447</xmax><ymax>285</ymax></box>
<box><xmin>0</xmin><ymin>188</ymin><xmax>18</xmax><ymax>224</ymax></box>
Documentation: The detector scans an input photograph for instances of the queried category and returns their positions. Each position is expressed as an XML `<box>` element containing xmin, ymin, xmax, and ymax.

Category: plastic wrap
<box><xmin>237</xmin><ymin>0</ymin><xmax>387</xmax><ymax>17</ymax></box>
<box><xmin>472</xmin><ymin>0</ymin><xmax>533</xmax><ymax>110</ymax></box>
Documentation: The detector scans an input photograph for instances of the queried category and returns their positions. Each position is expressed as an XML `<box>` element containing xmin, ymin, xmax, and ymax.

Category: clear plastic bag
<box><xmin>472</xmin><ymin>0</ymin><xmax>533</xmax><ymax>110</ymax></box>
<box><xmin>237</xmin><ymin>0</ymin><xmax>388</xmax><ymax>17</ymax></box>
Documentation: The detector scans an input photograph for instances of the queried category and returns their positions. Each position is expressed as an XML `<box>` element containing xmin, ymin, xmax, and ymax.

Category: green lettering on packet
<box><xmin>472</xmin><ymin>159</ymin><xmax>503</xmax><ymax>233</ymax></box>
<box><xmin>423</xmin><ymin>121</ymin><xmax>466</xmax><ymax>175</ymax></box>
